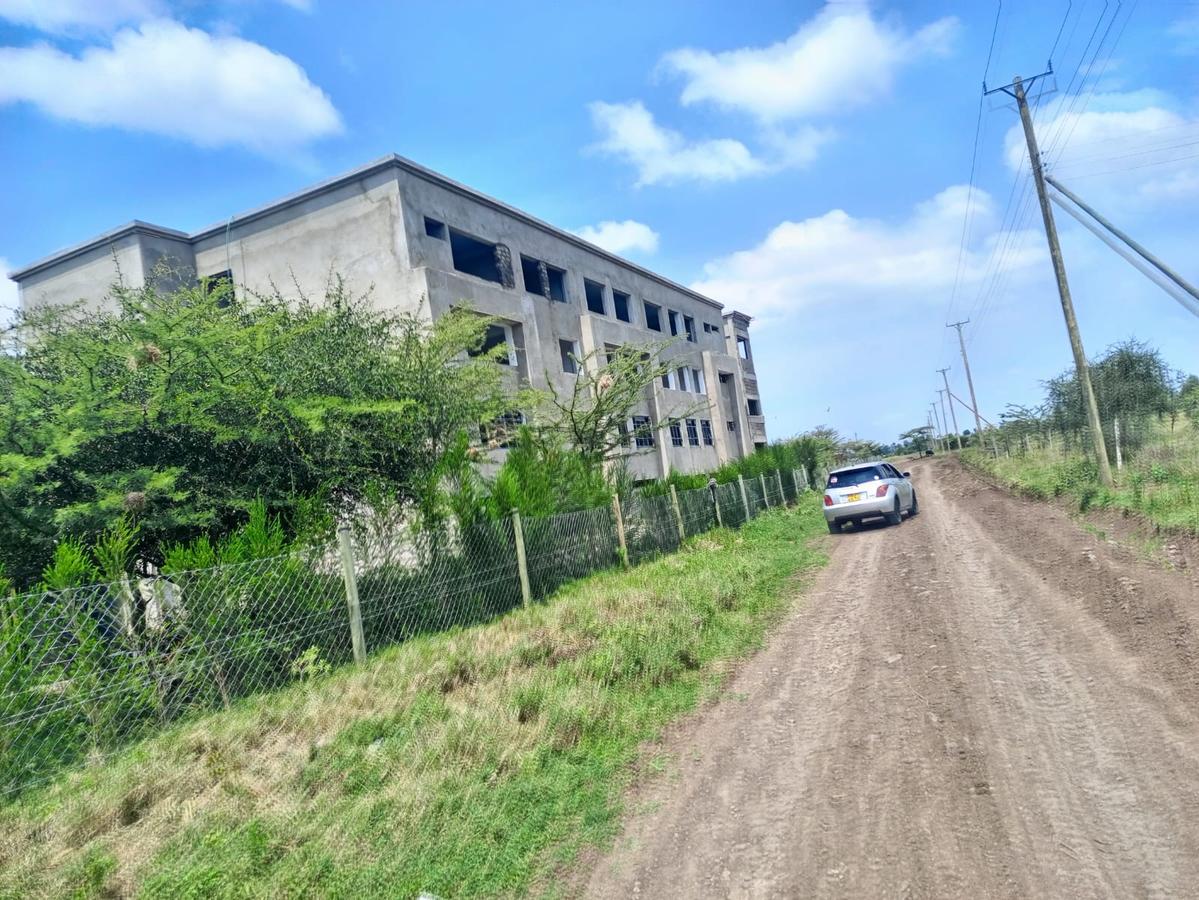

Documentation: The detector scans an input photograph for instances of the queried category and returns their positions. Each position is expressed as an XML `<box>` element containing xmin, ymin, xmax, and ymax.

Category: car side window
<box><xmin>884</xmin><ymin>465</ymin><xmax>900</xmax><ymax>479</ymax></box>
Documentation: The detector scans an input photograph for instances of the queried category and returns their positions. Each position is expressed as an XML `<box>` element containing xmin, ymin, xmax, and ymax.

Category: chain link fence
<box><xmin>0</xmin><ymin>468</ymin><xmax>813</xmax><ymax>897</ymax></box>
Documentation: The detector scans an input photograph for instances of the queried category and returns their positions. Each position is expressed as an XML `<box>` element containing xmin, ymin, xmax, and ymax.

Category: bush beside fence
<box><xmin>0</xmin><ymin>468</ymin><xmax>812</xmax><ymax>802</ymax></box>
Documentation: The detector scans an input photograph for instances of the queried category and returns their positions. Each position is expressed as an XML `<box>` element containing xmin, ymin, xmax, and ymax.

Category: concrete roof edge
<box><xmin>9</xmin><ymin>220</ymin><xmax>190</xmax><ymax>281</ymax></box>
<box><xmin>10</xmin><ymin>154</ymin><xmax>729</xmax><ymax>313</ymax></box>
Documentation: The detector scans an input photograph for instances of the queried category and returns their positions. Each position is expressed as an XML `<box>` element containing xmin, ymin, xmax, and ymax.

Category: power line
<box><xmin>1048</xmin><ymin>1</ymin><xmax>1074</xmax><ymax>62</ymax></box>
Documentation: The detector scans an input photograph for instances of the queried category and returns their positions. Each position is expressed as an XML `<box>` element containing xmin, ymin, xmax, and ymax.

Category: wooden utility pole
<box><xmin>937</xmin><ymin>368</ymin><xmax>963</xmax><ymax>450</ymax></box>
<box><xmin>930</xmin><ymin>393</ymin><xmax>949</xmax><ymax>452</ymax></box>
<box><xmin>947</xmin><ymin>320</ymin><xmax>984</xmax><ymax>445</ymax></box>
<box><xmin>988</xmin><ymin>72</ymin><xmax>1113</xmax><ymax>487</ymax></box>
<box><xmin>930</xmin><ymin>403</ymin><xmax>945</xmax><ymax>452</ymax></box>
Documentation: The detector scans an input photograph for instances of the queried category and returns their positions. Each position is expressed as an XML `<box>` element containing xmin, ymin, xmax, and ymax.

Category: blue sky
<box><xmin>2</xmin><ymin>0</ymin><xmax>1197</xmax><ymax>443</ymax></box>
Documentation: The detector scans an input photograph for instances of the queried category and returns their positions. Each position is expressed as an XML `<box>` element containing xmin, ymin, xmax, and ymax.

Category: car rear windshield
<box><xmin>827</xmin><ymin>466</ymin><xmax>884</xmax><ymax>488</ymax></box>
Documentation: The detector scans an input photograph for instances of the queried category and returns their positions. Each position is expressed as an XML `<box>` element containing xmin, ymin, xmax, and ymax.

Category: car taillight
<box><xmin>823</xmin><ymin>494</ymin><xmax>833</xmax><ymax>507</ymax></box>
<box><xmin>875</xmin><ymin>484</ymin><xmax>889</xmax><ymax>498</ymax></box>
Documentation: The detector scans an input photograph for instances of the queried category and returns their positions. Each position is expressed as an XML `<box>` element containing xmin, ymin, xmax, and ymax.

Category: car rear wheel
<box><xmin>827</xmin><ymin>521</ymin><xmax>841</xmax><ymax>534</ymax></box>
<box><xmin>884</xmin><ymin>498</ymin><xmax>902</xmax><ymax>526</ymax></box>
<box><xmin>908</xmin><ymin>491</ymin><xmax>919</xmax><ymax>517</ymax></box>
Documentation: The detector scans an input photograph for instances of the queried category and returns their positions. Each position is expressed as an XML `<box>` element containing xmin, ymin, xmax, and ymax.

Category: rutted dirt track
<box><xmin>585</xmin><ymin>456</ymin><xmax>1199</xmax><ymax>899</ymax></box>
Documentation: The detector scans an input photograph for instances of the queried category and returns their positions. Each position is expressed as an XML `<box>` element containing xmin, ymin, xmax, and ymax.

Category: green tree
<box><xmin>0</xmin><ymin>273</ymin><xmax>509</xmax><ymax>587</ymax></box>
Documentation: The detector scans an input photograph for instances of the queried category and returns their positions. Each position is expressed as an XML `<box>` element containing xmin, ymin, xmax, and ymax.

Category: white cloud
<box><xmin>659</xmin><ymin>2</ymin><xmax>958</xmax><ymax>122</ymax></box>
<box><xmin>0</xmin><ymin>19</ymin><xmax>342</xmax><ymax>152</ymax></box>
<box><xmin>1004</xmin><ymin>91</ymin><xmax>1199</xmax><ymax>207</ymax></box>
<box><xmin>588</xmin><ymin>100</ymin><xmax>831</xmax><ymax>186</ymax></box>
<box><xmin>691</xmin><ymin>185</ymin><xmax>1042</xmax><ymax>320</ymax></box>
<box><xmin>0</xmin><ymin>0</ymin><xmax>164</xmax><ymax>34</ymax></box>
<box><xmin>1169</xmin><ymin>12</ymin><xmax>1199</xmax><ymax>54</ymax></box>
<box><xmin>573</xmin><ymin>220</ymin><xmax>660</xmax><ymax>255</ymax></box>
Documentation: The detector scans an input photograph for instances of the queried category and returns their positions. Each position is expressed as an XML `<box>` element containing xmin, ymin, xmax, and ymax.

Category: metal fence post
<box><xmin>669</xmin><ymin>485</ymin><xmax>686</xmax><ymax>543</ymax></box>
<box><xmin>511</xmin><ymin>509</ymin><xmax>533</xmax><ymax>607</ymax></box>
<box><xmin>337</xmin><ymin>526</ymin><xmax>367</xmax><ymax>665</ymax></box>
<box><xmin>611</xmin><ymin>494</ymin><xmax>630</xmax><ymax>567</ymax></box>
<box><xmin>760</xmin><ymin>473</ymin><xmax>770</xmax><ymax>508</ymax></box>
<box><xmin>738</xmin><ymin>474</ymin><xmax>751</xmax><ymax>519</ymax></box>
<box><xmin>776</xmin><ymin>469</ymin><xmax>785</xmax><ymax>504</ymax></box>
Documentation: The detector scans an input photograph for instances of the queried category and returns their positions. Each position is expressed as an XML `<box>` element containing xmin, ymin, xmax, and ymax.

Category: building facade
<box><xmin>10</xmin><ymin>155</ymin><xmax>766</xmax><ymax>480</ymax></box>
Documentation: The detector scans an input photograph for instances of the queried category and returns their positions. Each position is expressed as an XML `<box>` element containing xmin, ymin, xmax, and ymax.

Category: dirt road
<box><xmin>585</xmin><ymin>456</ymin><xmax>1199</xmax><ymax>899</ymax></box>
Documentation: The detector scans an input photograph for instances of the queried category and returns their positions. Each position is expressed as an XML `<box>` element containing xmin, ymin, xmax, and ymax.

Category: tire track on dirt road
<box><xmin>584</xmin><ymin>456</ymin><xmax>1199</xmax><ymax>899</ymax></box>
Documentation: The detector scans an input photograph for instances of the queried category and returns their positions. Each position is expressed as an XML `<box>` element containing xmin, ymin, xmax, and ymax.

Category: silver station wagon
<box><xmin>822</xmin><ymin>462</ymin><xmax>917</xmax><ymax>534</ymax></box>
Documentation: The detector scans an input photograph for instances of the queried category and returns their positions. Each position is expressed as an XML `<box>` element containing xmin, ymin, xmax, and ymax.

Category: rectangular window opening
<box><xmin>701</xmin><ymin>419</ymin><xmax>714</xmax><ymax>445</ymax></box>
<box><xmin>479</xmin><ymin>410</ymin><xmax>524</xmax><ymax>449</ymax></box>
<box><xmin>199</xmin><ymin>269</ymin><xmax>234</xmax><ymax>307</ymax></box>
<box><xmin>684</xmin><ymin>315</ymin><xmax>696</xmax><ymax>343</ymax></box>
<box><xmin>677</xmin><ymin>367</ymin><xmax>690</xmax><ymax>392</ymax></box>
<box><xmin>471</xmin><ymin>323</ymin><xmax>513</xmax><ymax>365</ymax></box>
<box><xmin>585</xmin><ymin>279</ymin><xmax>606</xmax><ymax>315</ymax></box>
<box><xmin>644</xmin><ymin>301</ymin><xmax>662</xmax><ymax>332</ymax></box>
<box><xmin>560</xmin><ymin>338</ymin><xmax>579</xmax><ymax>374</ymax></box>
<box><xmin>613</xmin><ymin>290</ymin><xmax>631</xmax><ymax>323</ymax></box>
<box><xmin>668</xmin><ymin>310</ymin><xmax>682</xmax><ymax>336</ymax></box>
<box><xmin>424</xmin><ymin>217</ymin><xmax>447</xmax><ymax>239</ymax></box>
<box><xmin>727</xmin><ymin>420</ymin><xmax>737</xmax><ymax>432</ymax></box>
<box><xmin>747</xmin><ymin>398</ymin><xmax>762</xmax><ymax>416</ymax></box>
<box><xmin>450</xmin><ymin>229</ymin><xmax>504</xmax><ymax>284</ymax></box>
<box><xmin>737</xmin><ymin>335</ymin><xmax>751</xmax><ymax>360</ymax></box>
<box><xmin>692</xmin><ymin>367</ymin><xmax>706</xmax><ymax>395</ymax></box>
<box><xmin>632</xmin><ymin>414</ymin><xmax>654</xmax><ymax>448</ymax></box>
<box><xmin>670</xmin><ymin>423</ymin><xmax>684</xmax><ymax>447</ymax></box>
<box><xmin>520</xmin><ymin>255</ymin><xmax>543</xmax><ymax>296</ymax></box>
<box><xmin>686</xmin><ymin>418</ymin><xmax>700</xmax><ymax>446</ymax></box>
<box><xmin>546</xmin><ymin>265</ymin><xmax>567</xmax><ymax>302</ymax></box>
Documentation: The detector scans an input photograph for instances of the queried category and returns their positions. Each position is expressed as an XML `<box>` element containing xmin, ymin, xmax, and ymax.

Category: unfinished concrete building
<box><xmin>9</xmin><ymin>155</ymin><xmax>767</xmax><ymax>480</ymax></box>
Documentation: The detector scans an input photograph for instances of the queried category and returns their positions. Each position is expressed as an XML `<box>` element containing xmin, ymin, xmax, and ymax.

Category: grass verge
<box><xmin>0</xmin><ymin>500</ymin><xmax>828</xmax><ymax>899</ymax></box>
<box><xmin>961</xmin><ymin>438</ymin><xmax>1199</xmax><ymax>534</ymax></box>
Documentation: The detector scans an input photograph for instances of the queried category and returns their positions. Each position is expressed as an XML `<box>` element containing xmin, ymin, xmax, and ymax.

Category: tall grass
<box><xmin>962</xmin><ymin>422</ymin><xmax>1199</xmax><ymax>533</ymax></box>
<box><xmin>0</xmin><ymin>501</ymin><xmax>828</xmax><ymax>899</ymax></box>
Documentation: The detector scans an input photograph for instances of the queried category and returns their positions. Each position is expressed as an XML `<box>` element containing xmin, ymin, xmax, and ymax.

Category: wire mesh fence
<box><xmin>0</xmin><ymin>468</ymin><xmax>813</xmax><ymax>897</ymax></box>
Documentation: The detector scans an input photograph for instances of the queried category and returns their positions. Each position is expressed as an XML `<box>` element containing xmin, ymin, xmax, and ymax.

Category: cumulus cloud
<box><xmin>1005</xmin><ymin>91</ymin><xmax>1199</xmax><ymax>206</ymax></box>
<box><xmin>0</xmin><ymin>0</ymin><xmax>164</xmax><ymax>34</ymax></box>
<box><xmin>588</xmin><ymin>100</ymin><xmax>831</xmax><ymax>186</ymax></box>
<box><xmin>573</xmin><ymin>220</ymin><xmax>660</xmax><ymax>255</ymax></box>
<box><xmin>0</xmin><ymin>19</ymin><xmax>342</xmax><ymax>152</ymax></box>
<box><xmin>691</xmin><ymin>185</ymin><xmax>1041</xmax><ymax>320</ymax></box>
<box><xmin>1169</xmin><ymin>12</ymin><xmax>1199</xmax><ymax>54</ymax></box>
<box><xmin>660</xmin><ymin>2</ymin><xmax>958</xmax><ymax>122</ymax></box>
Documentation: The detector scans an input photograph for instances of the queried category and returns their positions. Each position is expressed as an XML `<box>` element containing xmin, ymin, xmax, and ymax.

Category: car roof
<box><xmin>828</xmin><ymin>461</ymin><xmax>888</xmax><ymax>474</ymax></box>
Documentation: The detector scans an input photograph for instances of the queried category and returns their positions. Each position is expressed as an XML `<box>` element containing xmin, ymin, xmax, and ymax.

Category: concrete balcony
<box><xmin>748</xmin><ymin>415</ymin><xmax>767</xmax><ymax>443</ymax></box>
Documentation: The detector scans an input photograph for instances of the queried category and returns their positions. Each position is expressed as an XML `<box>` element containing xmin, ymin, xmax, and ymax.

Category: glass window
<box><xmin>700</xmin><ymin>419</ymin><xmax>714</xmax><ymax>445</ymax></box>
<box><xmin>684</xmin><ymin>316</ymin><xmax>696</xmax><ymax>343</ymax></box>
<box><xmin>661</xmin><ymin>369</ymin><xmax>676</xmax><ymax>390</ymax></box>
<box><xmin>686</xmin><ymin>418</ymin><xmax>700</xmax><ymax>446</ymax></box>
<box><xmin>668</xmin><ymin>310</ymin><xmax>682</xmax><ymax>336</ymax></box>
<box><xmin>692</xmin><ymin>367</ymin><xmax>706</xmax><ymax>395</ymax></box>
<box><xmin>632</xmin><ymin>414</ymin><xmax>654</xmax><ymax>448</ymax></box>
<box><xmin>826</xmin><ymin>466</ymin><xmax>885</xmax><ymax>488</ymax></box>
<box><xmin>670</xmin><ymin>423</ymin><xmax>684</xmax><ymax>447</ymax></box>
<box><xmin>644</xmin><ymin>301</ymin><xmax>662</xmax><ymax>332</ymax></box>
<box><xmin>677</xmin><ymin>367</ymin><xmax>690</xmax><ymax>392</ymax></box>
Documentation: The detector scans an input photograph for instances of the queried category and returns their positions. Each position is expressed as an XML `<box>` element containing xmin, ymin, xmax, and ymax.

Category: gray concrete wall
<box><xmin>16</xmin><ymin>235</ymin><xmax>144</xmax><ymax>312</ymax></box>
<box><xmin>192</xmin><ymin>168</ymin><xmax>411</xmax><ymax>312</ymax></box>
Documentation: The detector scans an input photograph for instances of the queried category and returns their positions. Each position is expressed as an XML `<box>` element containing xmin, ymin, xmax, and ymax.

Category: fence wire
<box><xmin>0</xmin><ymin>467</ymin><xmax>812</xmax><ymax>898</ymax></box>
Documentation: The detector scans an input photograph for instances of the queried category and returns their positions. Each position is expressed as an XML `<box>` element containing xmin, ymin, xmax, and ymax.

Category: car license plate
<box><xmin>846</xmin><ymin>492</ymin><xmax>864</xmax><ymax>502</ymax></box>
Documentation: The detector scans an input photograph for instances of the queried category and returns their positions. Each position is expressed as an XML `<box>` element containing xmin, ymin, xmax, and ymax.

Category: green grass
<box><xmin>961</xmin><ymin>426</ymin><xmax>1199</xmax><ymax>534</ymax></box>
<box><xmin>0</xmin><ymin>500</ymin><xmax>828</xmax><ymax>899</ymax></box>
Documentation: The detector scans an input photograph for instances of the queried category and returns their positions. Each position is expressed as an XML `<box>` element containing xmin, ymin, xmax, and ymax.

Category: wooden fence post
<box><xmin>710</xmin><ymin>480</ymin><xmax>723</xmax><ymax>528</ymax></box>
<box><xmin>738</xmin><ymin>475</ymin><xmax>751</xmax><ymax>519</ymax></box>
<box><xmin>611</xmin><ymin>494</ymin><xmax>630</xmax><ymax>567</ymax></box>
<box><xmin>337</xmin><ymin>527</ymin><xmax>367</xmax><ymax>665</ymax></box>
<box><xmin>776</xmin><ymin>469</ymin><xmax>785</xmax><ymax>504</ymax></box>
<box><xmin>669</xmin><ymin>485</ymin><xmax>686</xmax><ymax>543</ymax></box>
<box><xmin>511</xmin><ymin>509</ymin><xmax>532</xmax><ymax>607</ymax></box>
<box><xmin>760</xmin><ymin>473</ymin><xmax>770</xmax><ymax>508</ymax></box>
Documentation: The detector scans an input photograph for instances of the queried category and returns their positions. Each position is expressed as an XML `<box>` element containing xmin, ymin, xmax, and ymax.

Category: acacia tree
<box><xmin>0</xmin><ymin>273</ymin><xmax>509</xmax><ymax>586</ymax></box>
<box><xmin>533</xmin><ymin>341</ymin><xmax>702</xmax><ymax>468</ymax></box>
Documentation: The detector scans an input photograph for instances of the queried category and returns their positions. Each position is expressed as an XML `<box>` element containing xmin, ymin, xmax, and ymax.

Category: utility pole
<box><xmin>936</xmin><ymin>388</ymin><xmax>953</xmax><ymax>451</ymax></box>
<box><xmin>947</xmin><ymin>320</ymin><xmax>984</xmax><ymax>445</ymax></box>
<box><xmin>930</xmin><ymin>403</ymin><xmax>944</xmax><ymax>452</ymax></box>
<box><xmin>937</xmin><ymin>368</ymin><xmax>963</xmax><ymax>450</ymax></box>
<box><xmin>987</xmin><ymin>71</ymin><xmax>1113</xmax><ymax>488</ymax></box>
